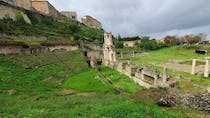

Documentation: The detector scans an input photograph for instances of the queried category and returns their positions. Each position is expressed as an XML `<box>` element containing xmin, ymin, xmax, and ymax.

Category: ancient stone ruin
<box><xmin>81</xmin><ymin>15</ymin><xmax>102</xmax><ymax>29</ymax></box>
<box><xmin>191</xmin><ymin>57</ymin><xmax>210</xmax><ymax>77</ymax></box>
<box><xmin>102</xmin><ymin>32</ymin><xmax>176</xmax><ymax>88</ymax></box>
<box><xmin>103</xmin><ymin>32</ymin><xmax>117</xmax><ymax>66</ymax></box>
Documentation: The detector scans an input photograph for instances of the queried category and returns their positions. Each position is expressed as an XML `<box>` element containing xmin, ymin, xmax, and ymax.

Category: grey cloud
<box><xmin>49</xmin><ymin>0</ymin><xmax>210</xmax><ymax>39</ymax></box>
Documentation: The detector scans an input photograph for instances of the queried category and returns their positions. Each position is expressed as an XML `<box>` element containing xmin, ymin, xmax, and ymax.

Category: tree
<box><xmin>163</xmin><ymin>35</ymin><xmax>180</xmax><ymax>45</ymax></box>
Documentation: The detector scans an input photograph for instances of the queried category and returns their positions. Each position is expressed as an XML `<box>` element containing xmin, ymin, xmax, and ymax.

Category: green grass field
<box><xmin>0</xmin><ymin>51</ymin><xmax>190</xmax><ymax>117</ymax></box>
<box><xmin>64</xmin><ymin>66</ymin><xmax>142</xmax><ymax>93</ymax></box>
<box><xmin>132</xmin><ymin>46</ymin><xmax>210</xmax><ymax>65</ymax></box>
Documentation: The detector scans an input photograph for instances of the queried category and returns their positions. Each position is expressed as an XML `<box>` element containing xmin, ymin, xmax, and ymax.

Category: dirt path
<box><xmin>157</xmin><ymin>63</ymin><xmax>204</xmax><ymax>74</ymax></box>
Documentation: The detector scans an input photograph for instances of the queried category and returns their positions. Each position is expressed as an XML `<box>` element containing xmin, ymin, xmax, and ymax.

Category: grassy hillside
<box><xmin>0</xmin><ymin>51</ymin><xmax>89</xmax><ymax>96</ymax></box>
<box><xmin>0</xmin><ymin>51</ymin><xmax>189</xmax><ymax>117</ymax></box>
<box><xmin>0</xmin><ymin>16</ymin><xmax>104</xmax><ymax>46</ymax></box>
<box><xmin>64</xmin><ymin>66</ymin><xmax>142</xmax><ymax>93</ymax></box>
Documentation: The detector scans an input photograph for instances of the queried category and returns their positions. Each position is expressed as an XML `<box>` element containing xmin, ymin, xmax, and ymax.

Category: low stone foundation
<box><xmin>105</xmin><ymin>60</ymin><xmax>176</xmax><ymax>88</ymax></box>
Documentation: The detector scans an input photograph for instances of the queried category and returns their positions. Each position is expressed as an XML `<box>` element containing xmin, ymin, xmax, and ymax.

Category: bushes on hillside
<box><xmin>114</xmin><ymin>39</ymin><xmax>124</xmax><ymax>48</ymax></box>
<box><xmin>137</xmin><ymin>39</ymin><xmax>167</xmax><ymax>50</ymax></box>
<box><xmin>80</xmin><ymin>26</ymin><xmax>104</xmax><ymax>44</ymax></box>
<box><xmin>0</xmin><ymin>15</ymin><xmax>104</xmax><ymax>45</ymax></box>
<box><xmin>15</xmin><ymin>12</ymin><xmax>25</xmax><ymax>24</ymax></box>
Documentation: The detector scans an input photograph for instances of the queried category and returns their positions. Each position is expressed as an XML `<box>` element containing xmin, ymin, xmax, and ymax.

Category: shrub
<box><xmin>114</xmin><ymin>40</ymin><xmax>124</xmax><ymax>48</ymax></box>
<box><xmin>138</xmin><ymin>40</ymin><xmax>167</xmax><ymax>50</ymax></box>
<box><xmin>40</xmin><ymin>18</ymin><xmax>54</xmax><ymax>26</ymax></box>
<box><xmin>25</xmin><ymin>11</ymin><xmax>39</xmax><ymax>24</ymax></box>
<box><xmin>15</xmin><ymin>12</ymin><xmax>25</xmax><ymax>24</ymax></box>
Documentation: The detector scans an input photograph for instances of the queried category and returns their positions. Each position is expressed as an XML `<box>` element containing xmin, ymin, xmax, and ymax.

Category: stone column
<box><xmin>113</xmin><ymin>52</ymin><xmax>117</xmax><ymax>62</ymax></box>
<box><xmin>121</xmin><ymin>52</ymin><xmax>123</xmax><ymax>59</ymax></box>
<box><xmin>141</xmin><ymin>71</ymin><xmax>145</xmax><ymax>80</ymax></box>
<box><xmin>154</xmin><ymin>75</ymin><xmax>158</xmax><ymax>86</ymax></box>
<box><xmin>162</xmin><ymin>67</ymin><xmax>168</xmax><ymax>83</ymax></box>
<box><xmin>191</xmin><ymin>59</ymin><xmax>196</xmax><ymax>75</ymax></box>
<box><xmin>204</xmin><ymin>57</ymin><xmax>210</xmax><ymax>77</ymax></box>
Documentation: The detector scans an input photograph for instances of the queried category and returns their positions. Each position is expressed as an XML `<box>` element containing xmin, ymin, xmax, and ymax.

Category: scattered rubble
<box><xmin>182</xmin><ymin>93</ymin><xmax>210</xmax><ymax>113</ymax></box>
<box><xmin>157</xmin><ymin>94</ymin><xmax>178</xmax><ymax>107</ymax></box>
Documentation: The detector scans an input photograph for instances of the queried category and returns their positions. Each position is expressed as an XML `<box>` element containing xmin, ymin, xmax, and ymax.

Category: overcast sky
<box><xmin>48</xmin><ymin>0</ymin><xmax>210</xmax><ymax>39</ymax></box>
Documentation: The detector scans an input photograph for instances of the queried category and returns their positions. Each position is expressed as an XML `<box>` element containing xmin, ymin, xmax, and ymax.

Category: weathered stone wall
<box><xmin>15</xmin><ymin>0</ymin><xmax>32</xmax><ymax>10</ymax></box>
<box><xmin>0</xmin><ymin>45</ymin><xmax>23</xmax><ymax>55</ymax></box>
<box><xmin>123</xmin><ymin>40</ymin><xmax>141</xmax><ymax>47</ymax></box>
<box><xmin>0</xmin><ymin>4</ymin><xmax>17</xmax><ymax>19</ymax></box>
<box><xmin>0</xmin><ymin>33</ymin><xmax>47</xmax><ymax>41</ymax></box>
<box><xmin>87</xmin><ymin>50</ymin><xmax>103</xmax><ymax>59</ymax></box>
<box><xmin>31</xmin><ymin>1</ymin><xmax>49</xmax><ymax>14</ymax></box>
<box><xmin>85</xmin><ymin>43</ymin><xmax>102</xmax><ymax>51</ymax></box>
<box><xmin>0</xmin><ymin>3</ymin><xmax>31</xmax><ymax>24</ymax></box>
<box><xmin>48</xmin><ymin>45</ymin><xmax>79</xmax><ymax>52</ymax></box>
<box><xmin>0</xmin><ymin>45</ymin><xmax>79</xmax><ymax>55</ymax></box>
<box><xmin>2</xmin><ymin>0</ymin><xmax>14</xmax><ymax>5</ymax></box>
<box><xmin>31</xmin><ymin>0</ymin><xmax>60</xmax><ymax>18</ymax></box>
<box><xmin>2</xmin><ymin>0</ymin><xmax>32</xmax><ymax>10</ymax></box>
<box><xmin>61</xmin><ymin>11</ymin><xmax>77</xmax><ymax>21</ymax></box>
<box><xmin>0</xmin><ymin>0</ymin><xmax>68</xmax><ymax>25</ymax></box>
<box><xmin>81</xmin><ymin>16</ymin><xmax>102</xmax><ymax>29</ymax></box>
<box><xmin>47</xmin><ymin>1</ymin><xmax>59</xmax><ymax>17</ymax></box>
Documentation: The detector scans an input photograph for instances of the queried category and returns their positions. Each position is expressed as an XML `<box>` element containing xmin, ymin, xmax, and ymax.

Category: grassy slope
<box><xmin>0</xmin><ymin>18</ymin><xmax>104</xmax><ymax>46</ymax></box>
<box><xmin>64</xmin><ymin>69</ymin><xmax>115</xmax><ymax>93</ymax></box>
<box><xmin>0</xmin><ymin>52</ymin><xmax>188</xmax><ymax>117</ymax></box>
<box><xmin>64</xmin><ymin>66</ymin><xmax>142</xmax><ymax>93</ymax></box>
<box><xmin>0</xmin><ymin>51</ymin><xmax>89</xmax><ymax>96</ymax></box>
<box><xmin>101</xmin><ymin>66</ymin><xmax>143</xmax><ymax>93</ymax></box>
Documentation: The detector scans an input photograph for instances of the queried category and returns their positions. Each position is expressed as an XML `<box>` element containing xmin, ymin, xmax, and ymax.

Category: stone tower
<box><xmin>103</xmin><ymin>32</ymin><xmax>116</xmax><ymax>66</ymax></box>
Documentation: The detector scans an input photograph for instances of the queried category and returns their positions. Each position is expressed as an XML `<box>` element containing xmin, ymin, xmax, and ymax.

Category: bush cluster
<box><xmin>137</xmin><ymin>39</ymin><xmax>168</xmax><ymax>50</ymax></box>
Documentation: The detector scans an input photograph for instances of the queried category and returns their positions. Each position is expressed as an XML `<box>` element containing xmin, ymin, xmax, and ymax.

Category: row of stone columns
<box><xmin>191</xmin><ymin>57</ymin><xmax>210</xmax><ymax>77</ymax></box>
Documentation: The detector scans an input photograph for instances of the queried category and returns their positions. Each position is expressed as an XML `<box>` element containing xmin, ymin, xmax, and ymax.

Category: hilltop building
<box><xmin>61</xmin><ymin>11</ymin><xmax>77</xmax><ymax>21</ymax></box>
<box><xmin>81</xmin><ymin>15</ymin><xmax>102</xmax><ymax>29</ymax></box>
<box><xmin>31</xmin><ymin>0</ymin><xmax>60</xmax><ymax>17</ymax></box>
